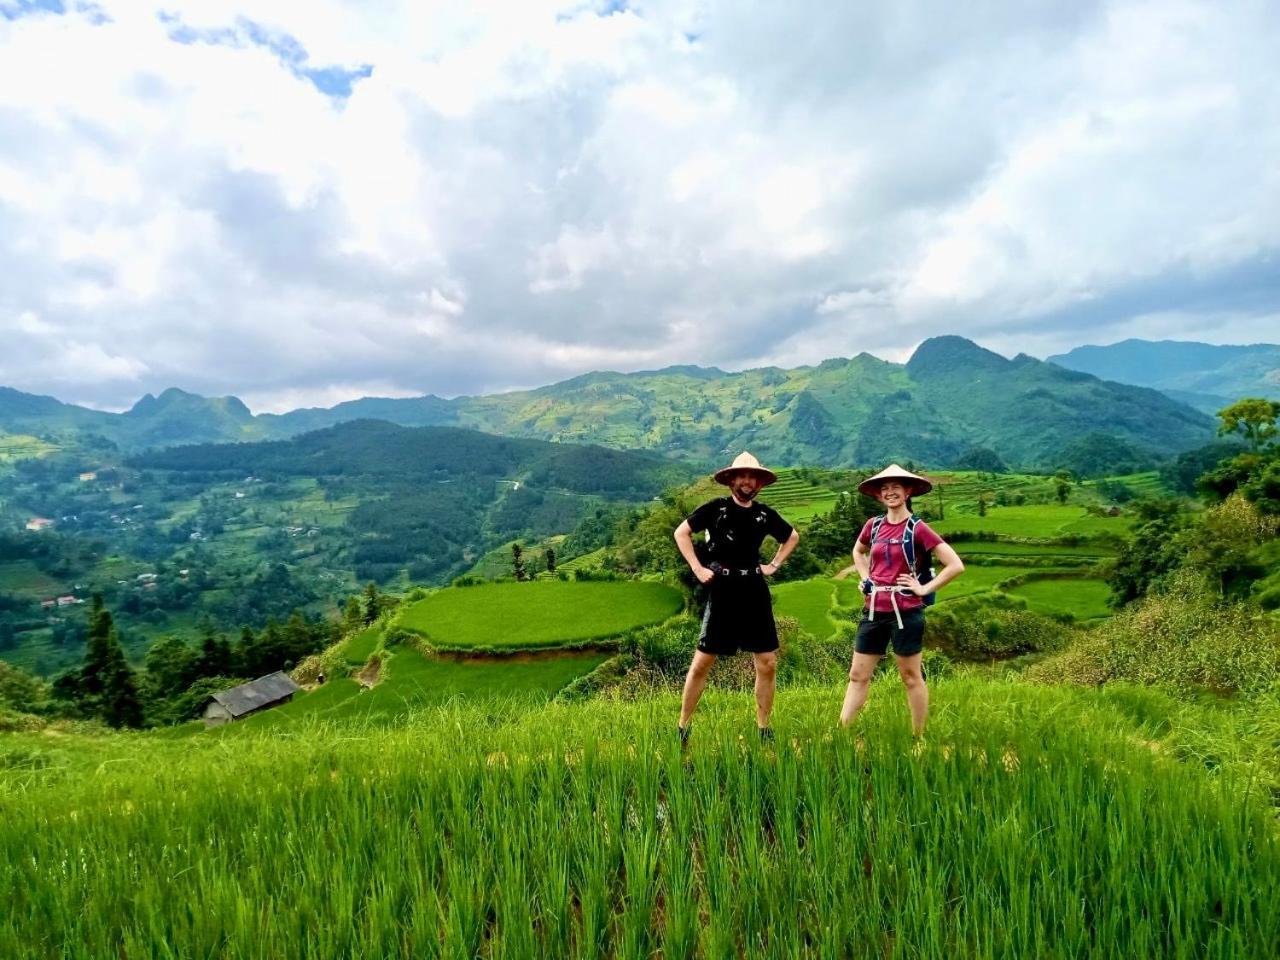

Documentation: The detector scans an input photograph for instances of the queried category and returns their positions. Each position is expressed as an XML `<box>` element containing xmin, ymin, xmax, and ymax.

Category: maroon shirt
<box><xmin>857</xmin><ymin>517</ymin><xmax>944</xmax><ymax>613</ymax></box>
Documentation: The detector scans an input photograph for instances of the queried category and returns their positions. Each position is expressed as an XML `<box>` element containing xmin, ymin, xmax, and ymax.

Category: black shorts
<box><xmin>697</xmin><ymin>574</ymin><xmax>779</xmax><ymax>656</ymax></box>
<box><xmin>854</xmin><ymin>607</ymin><xmax>925</xmax><ymax>657</ymax></box>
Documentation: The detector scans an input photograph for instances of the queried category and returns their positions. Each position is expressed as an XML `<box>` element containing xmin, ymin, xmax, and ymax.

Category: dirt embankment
<box><xmin>355</xmin><ymin>655</ymin><xmax>383</xmax><ymax>688</ymax></box>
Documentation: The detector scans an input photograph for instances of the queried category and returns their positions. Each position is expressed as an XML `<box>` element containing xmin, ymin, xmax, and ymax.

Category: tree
<box><xmin>1217</xmin><ymin>398</ymin><xmax>1280</xmax><ymax>451</ymax></box>
<box><xmin>1055</xmin><ymin>480</ymin><xmax>1071</xmax><ymax>505</ymax></box>
<box><xmin>362</xmin><ymin>582</ymin><xmax>382</xmax><ymax>625</ymax></box>
<box><xmin>79</xmin><ymin>595</ymin><xmax>115</xmax><ymax>702</ymax></box>
<box><xmin>544</xmin><ymin>547</ymin><xmax>556</xmax><ymax>575</ymax></box>
<box><xmin>511</xmin><ymin>542</ymin><xmax>526</xmax><ymax>581</ymax></box>
<box><xmin>977</xmin><ymin>496</ymin><xmax>988</xmax><ymax>517</ymax></box>
<box><xmin>193</xmin><ymin>623</ymin><xmax>233</xmax><ymax>679</ymax></box>
<box><xmin>1107</xmin><ymin>500</ymin><xmax>1186</xmax><ymax>607</ymax></box>
<box><xmin>343</xmin><ymin>596</ymin><xmax>364</xmax><ymax>631</ymax></box>
<box><xmin>76</xmin><ymin>597</ymin><xmax>143</xmax><ymax>728</ymax></box>
<box><xmin>142</xmin><ymin>636</ymin><xmax>197</xmax><ymax>701</ymax></box>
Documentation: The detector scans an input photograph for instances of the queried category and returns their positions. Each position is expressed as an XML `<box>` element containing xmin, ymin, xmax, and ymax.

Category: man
<box><xmin>673</xmin><ymin>451</ymin><xmax>801</xmax><ymax>744</ymax></box>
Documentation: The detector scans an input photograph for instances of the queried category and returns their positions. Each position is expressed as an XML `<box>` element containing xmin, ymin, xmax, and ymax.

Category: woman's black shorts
<box><xmin>854</xmin><ymin>607</ymin><xmax>925</xmax><ymax>657</ymax></box>
<box><xmin>697</xmin><ymin>574</ymin><xmax>779</xmax><ymax>656</ymax></box>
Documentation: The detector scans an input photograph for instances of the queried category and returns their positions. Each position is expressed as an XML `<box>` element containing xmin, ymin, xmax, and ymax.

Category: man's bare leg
<box><xmin>839</xmin><ymin>652</ymin><xmax>880</xmax><ymax>727</ymax></box>
<box><xmin>679</xmin><ymin>650</ymin><xmax>717</xmax><ymax>728</ymax></box>
<box><xmin>752</xmin><ymin>651</ymin><xmax>778</xmax><ymax>729</ymax></box>
<box><xmin>895</xmin><ymin>653</ymin><xmax>929</xmax><ymax>736</ymax></box>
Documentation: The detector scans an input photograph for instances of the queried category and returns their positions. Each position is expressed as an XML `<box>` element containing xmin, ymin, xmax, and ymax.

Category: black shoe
<box><xmin>678</xmin><ymin>724</ymin><xmax>691</xmax><ymax>747</ymax></box>
<box><xmin>759</xmin><ymin>726</ymin><xmax>775</xmax><ymax>743</ymax></box>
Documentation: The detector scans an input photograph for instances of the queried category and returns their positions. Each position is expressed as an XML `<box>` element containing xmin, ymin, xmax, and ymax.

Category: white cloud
<box><xmin>0</xmin><ymin>0</ymin><xmax>1277</xmax><ymax>411</ymax></box>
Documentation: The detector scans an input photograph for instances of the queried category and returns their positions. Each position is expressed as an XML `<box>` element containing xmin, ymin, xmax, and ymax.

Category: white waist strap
<box><xmin>867</xmin><ymin>584</ymin><xmax>911</xmax><ymax>629</ymax></box>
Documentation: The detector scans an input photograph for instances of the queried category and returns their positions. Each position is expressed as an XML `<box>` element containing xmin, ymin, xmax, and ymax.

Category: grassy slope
<box><xmin>931</xmin><ymin>503</ymin><xmax>1134</xmax><ymax>539</ymax></box>
<box><xmin>229</xmin><ymin>647</ymin><xmax>612</xmax><ymax>732</ymax></box>
<box><xmin>398</xmin><ymin>580</ymin><xmax>684</xmax><ymax>650</ymax></box>
<box><xmin>2</xmin><ymin>680</ymin><xmax>1276</xmax><ymax>958</ymax></box>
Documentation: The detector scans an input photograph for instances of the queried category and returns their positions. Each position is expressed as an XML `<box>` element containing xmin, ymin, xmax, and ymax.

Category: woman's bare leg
<box><xmin>839</xmin><ymin>652</ymin><xmax>880</xmax><ymax>727</ymax></box>
<box><xmin>895</xmin><ymin>653</ymin><xmax>929</xmax><ymax>736</ymax></box>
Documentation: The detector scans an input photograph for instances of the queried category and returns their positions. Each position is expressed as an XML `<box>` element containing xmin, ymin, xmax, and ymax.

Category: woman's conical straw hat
<box><xmin>713</xmin><ymin>451</ymin><xmax>778</xmax><ymax>487</ymax></box>
<box><xmin>858</xmin><ymin>463</ymin><xmax>934</xmax><ymax>498</ymax></box>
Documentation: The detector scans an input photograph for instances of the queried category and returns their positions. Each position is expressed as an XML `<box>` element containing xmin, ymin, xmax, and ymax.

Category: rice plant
<box><xmin>1</xmin><ymin>681</ymin><xmax>1277</xmax><ymax>958</ymax></box>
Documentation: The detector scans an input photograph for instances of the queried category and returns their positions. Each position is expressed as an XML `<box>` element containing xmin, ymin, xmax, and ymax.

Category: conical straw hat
<box><xmin>713</xmin><ymin>451</ymin><xmax>777</xmax><ymax>487</ymax></box>
<box><xmin>858</xmin><ymin>463</ymin><xmax>933</xmax><ymax>497</ymax></box>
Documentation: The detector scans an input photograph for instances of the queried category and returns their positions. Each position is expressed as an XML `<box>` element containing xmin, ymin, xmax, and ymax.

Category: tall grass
<box><xmin>2</xmin><ymin>681</ymin><xmax>1277</xmax><ymax>958</ymax></box>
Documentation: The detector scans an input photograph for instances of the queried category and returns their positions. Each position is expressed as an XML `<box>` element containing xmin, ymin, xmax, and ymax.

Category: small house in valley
<box><xmin>202</xmin><ymin>671</ymin><xmax>301</xmax><ymax>727</ymax></box>
<box><xmin>25</xmin><ymin>517</ymin><xmax>53</xmax><ymax>531</ymax></box>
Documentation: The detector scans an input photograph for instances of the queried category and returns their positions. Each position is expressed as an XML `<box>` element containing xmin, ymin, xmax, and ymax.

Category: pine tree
<box><xmin>511</xmin><ymin>543</ymin><xmax>526</xmax><ymax>581</ymax></box>
<box><xmin>100</xmin><ymin>642</ymin><xmax>144</xmax><ymax>729</ymax></box>
<box><xmin>544</xmin><ymin>547</ymin><xmax>556</xmax><ymax>575</ymax></box>
<box><xmin>344</xmin><ymin>596</ymin><xmax>364</xmax><ymax>631</ymax></box>
<box><xmin>194</xmin><ymin>622</ymin><xmax>232</xmax><ymax>678</ymax></box>
<box><xmin>79</xmin><ymin>595</ymin><xmax>115</xmax><ymax>701</ymax></box>
<box><xmin>363</xmin><ymin>582</ymin><xmax>381</xmax><ymax>625</ymax></box>
<box><xmin>77</xmin><ymin>596</ymin><xmax>143</xmax><ymax>728</ymax></box>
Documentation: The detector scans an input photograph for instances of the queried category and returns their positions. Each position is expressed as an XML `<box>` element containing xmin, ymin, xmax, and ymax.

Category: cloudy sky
<box><xmin>1</xmin><ymin>0</ymin><xmax>1277</xmax><ymax>412</ymax></box>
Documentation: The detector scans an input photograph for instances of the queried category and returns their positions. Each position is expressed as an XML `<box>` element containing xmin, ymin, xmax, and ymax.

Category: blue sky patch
<box><xmin>1</xmin><ymin>0</ymin><xmax>65</xmax><ymax>21</ymax></box>
<box><xmin>158</xmin><ymin>12</ymin><xmax>371</xmax><ymax>99</ymax></box>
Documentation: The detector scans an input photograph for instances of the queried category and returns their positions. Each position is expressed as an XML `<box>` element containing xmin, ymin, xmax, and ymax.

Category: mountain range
<box><xmin>1048</xmin><ymin>339</ymin><xmax>1280</xmax><ymax>413</ymax></box>
<box><xmin>1</xmin><ymin>336</ymin><xmax>1216</xmax><ymax>469</ymax></box>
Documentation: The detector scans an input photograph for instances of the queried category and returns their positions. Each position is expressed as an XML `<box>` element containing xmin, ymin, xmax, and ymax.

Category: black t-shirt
<box><xmin>686</xmin><ymin>497</ymin><xmax>794</xmax><ymax>570</ymax></box>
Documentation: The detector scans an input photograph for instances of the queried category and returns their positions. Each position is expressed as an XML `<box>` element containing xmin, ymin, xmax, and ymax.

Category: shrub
<box><xmin>926</xmin><ymin>596</ymin><xmax>1071</xmax><ymax>659</ymax></box>
<box><xmin>1028</xmin><ymin>569</ymin><xmax>1280</xmax><ymax>696</ymax></box>
<box><xmin>0</xmin><ymin>707</ymin><xmax>45</xmax><ymax>733</ymax></box>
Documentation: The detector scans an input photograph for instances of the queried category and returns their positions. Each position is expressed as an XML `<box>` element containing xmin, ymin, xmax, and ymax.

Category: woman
<box><xmin>838</xmin><ymin>464</ymin><xmax>964</xmax><ymax>736</ymax></box>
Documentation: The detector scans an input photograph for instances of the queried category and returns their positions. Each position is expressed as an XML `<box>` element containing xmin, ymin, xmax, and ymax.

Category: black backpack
<box><xmin>869</xmin><ymin>514</ymin><xmax>936</xmax><ymax>605</ymax></box>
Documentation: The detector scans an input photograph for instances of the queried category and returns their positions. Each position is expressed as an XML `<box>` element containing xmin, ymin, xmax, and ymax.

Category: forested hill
<box><xmin>276</xmin><ymin>336</ymin><xmax>1209</xmax><ymax>469</ymax></box>
<box><xmin>131</xmin><ymin>420</ymin><xmax>695</xmax><ymax>500</ymax></box>
<box><xmin>1047</xmin><ymin>339</ymin><xmax>1280</xmax><ymax>413</ymax></box>
<box><xmin>3</xmin><ymin>337</ymin><xmax>1214</xmax><ymax>468</ymax></box>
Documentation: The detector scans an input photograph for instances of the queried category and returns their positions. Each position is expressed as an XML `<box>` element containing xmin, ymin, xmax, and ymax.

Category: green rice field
<box><xmin>3</xmin><ymin>681</ymin><xmax>1277</xmax><ymax>958</ymax></box>
<box><xmin>212</xmin><ymin>647</ymin><xmax>612</xmax><ymax>733</ymax></box>
<box><xmin>932</xmin><ymin>504</ymin><xmax>1133</xmax><ymax>540</ymax></box>
<box><xmin>398</xmin><ymin>580</ymin><xmax>684</xmax><ymax>650</ymax></box>
<box><xmin>771</xmin><ymin>578</ymin><xmax>840</xmax><ymax>638</ymax></box>
<box><xmin>0</xmin><ymin>560</ymin><xmax>66</xmax><ymax>598</ymax></box>
<box><xmin>0</xmin><ymin>433</ymin><xmax>56</xmax><ymax>468</ymax></box>
<box><xmin>958</xmin><ymin>541</ymin><xmax>1114</xmax><ymax>558</ymax></box>
<box><xmin>1006</xmin><ymin>576</ymin><xmax>1114</xmax><ymax>621</ymax></box>
<box><xmin>761</xmin><ymin>469</ymin><xmax>842</xmax><ymax>520</ymax></box>
<box><xmin>342</xmin><ymin>626</ymin><xmax>383</xmax><ymax>665</ymax></box>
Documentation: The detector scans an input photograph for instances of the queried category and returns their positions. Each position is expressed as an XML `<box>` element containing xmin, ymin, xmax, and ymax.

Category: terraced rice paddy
<box><xmin>1006</xmin><ymin>576</ymin><xmax>1114</xmax><ymax>620</ymax></box>
<box><xmin>398</xmin><ymin>580</ymin><xmax>684</xmax><ymax>650</ymax></box>
<box><xmin>219</xmin><ymin>647</ymin><xmax>612</xmax><ymax>732</ymax></box>
<box><xmin>761</xmin><ymin>469</ymin><xmax>842</xmax><ymax>519</ymax></box>
<box><xmin>0</xmin><ymin>560</ymin><xmax>66</xmax><ymax>598</ymax></box>
<box><xmin>771</xmin><ymin>579</ymin><xmax>841</xmax><ymax>639</ymax></box>
<box><xmin>4</xmin><ymin>682</ymin><xmax>1277</xmax><ymax>958</ymax></box>
<box><xmin>931</xmin><ymin>504</ymin><xmax>1133</xmax><ymax>540</ymax></box>
<box><xmin>342</xmin><ymin>626</ymin><xmax>383</xmax><ymax>665</ymax></box>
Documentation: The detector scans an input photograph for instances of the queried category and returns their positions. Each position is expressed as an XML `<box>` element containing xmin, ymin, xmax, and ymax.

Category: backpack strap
<box><xmin>903</xmin><ymin>515</ymin><xmax>918</xmax><ymax>570</ymax></box>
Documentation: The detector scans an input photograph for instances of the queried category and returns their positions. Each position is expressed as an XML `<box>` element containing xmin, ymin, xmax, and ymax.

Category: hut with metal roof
<box><xmin>202</xmin><ymin>671</ymin><xmax>301</xmax><ymax>727</ymax></box>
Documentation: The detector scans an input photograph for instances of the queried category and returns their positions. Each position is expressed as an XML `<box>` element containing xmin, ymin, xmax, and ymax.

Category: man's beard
<box><xmin>733</xmin><ymin>483</ymin><xmax>758</xmax><ymax>501</ymax></box>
